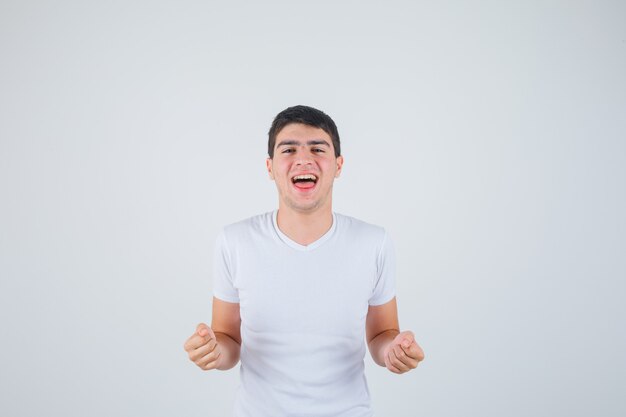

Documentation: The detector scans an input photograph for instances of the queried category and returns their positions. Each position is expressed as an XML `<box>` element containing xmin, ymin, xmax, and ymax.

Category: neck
<box><xmin>276</xmin><ymin>204</ymin><xmax>334</xmax><ymax>246</ymax></box>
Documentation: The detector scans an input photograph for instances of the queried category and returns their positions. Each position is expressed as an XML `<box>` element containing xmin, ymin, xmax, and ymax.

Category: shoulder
<box><xmin>223</xmin><ymin>211</ymin><xmax>272</xmax><ymax>234</ymax></box>
<box><xmin>219</xmin><ymin>211</ymin><xmax>275</xmax><ymax>246</ymax></box>
<box><xmin>334</xmin><ymin>212</ymin><xmax>387</xmax><ymax>243</ymax></box>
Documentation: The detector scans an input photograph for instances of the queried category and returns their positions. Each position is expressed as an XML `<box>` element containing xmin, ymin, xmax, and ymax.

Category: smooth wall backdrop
<box><xmin>1</xmin><ymin>1</ymin><xmax>624</xmax><ymax>416</ymax></box>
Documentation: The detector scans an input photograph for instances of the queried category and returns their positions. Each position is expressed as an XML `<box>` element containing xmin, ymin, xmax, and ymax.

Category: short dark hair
<box><xmin>267</xmin><ymin>105</ymin><xmax>341</xmax><ymax>158</ymax></box>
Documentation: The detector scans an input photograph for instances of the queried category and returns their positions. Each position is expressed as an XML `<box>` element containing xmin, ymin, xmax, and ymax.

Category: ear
<box><xmin>266</xmin><ymin>158</ymin><xmax>274</xmax><ymax>180</ymax></box>
<box><xmin>335</xmin><ymin>155</ymin><xmax>344</xmax><ymax>178</ymax></box>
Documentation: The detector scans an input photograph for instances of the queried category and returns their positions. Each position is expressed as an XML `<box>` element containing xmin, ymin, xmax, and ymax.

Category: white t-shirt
<box><xmin>212</xmin><ymin>211</ymin><xmax>396</xmax><ymax>417</ymax></box>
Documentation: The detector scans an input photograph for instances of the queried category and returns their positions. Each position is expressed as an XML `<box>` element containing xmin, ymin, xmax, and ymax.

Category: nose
<box><xmin>295</xmin><ymin>156</ymin><xmax>313</xmax><ymax>167</ymax></box>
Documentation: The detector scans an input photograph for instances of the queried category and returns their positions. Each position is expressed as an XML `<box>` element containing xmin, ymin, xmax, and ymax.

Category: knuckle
<box><xmin>192</xmin><ymin>348</ymin><xmax>205</xmax><ymax>360</ymax></box>
<box><xmin>207</xmin><ymin>351</ymin><xmax>220</xmax><ymax>363</ymax></box>
<box><xmin>185</xmin><ymin>338</ymin><xmax>198</xmax><ymax>351</ymax></box>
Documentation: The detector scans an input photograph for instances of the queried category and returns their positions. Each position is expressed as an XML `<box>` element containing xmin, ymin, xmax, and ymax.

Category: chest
<box><xmin>233</xmin><ymin>245</ymin><xmax>377</xmax><ymax>336</ymax></box>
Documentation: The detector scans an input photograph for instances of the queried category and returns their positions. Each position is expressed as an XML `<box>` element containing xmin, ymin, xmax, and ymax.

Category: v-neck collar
<box><xmin>272</xmin><ymin>210</ymin><xmax>337</xmax><ymax>251</ymax></box>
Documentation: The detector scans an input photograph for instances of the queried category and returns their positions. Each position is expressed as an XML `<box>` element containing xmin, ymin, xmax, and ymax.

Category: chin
<box><xmin>284</xmin><ymin>197</ymin><xmax>325</xmax><ymax>213</ymax></box>
<box><xmin>289</xmin><ymin>202</ymin><xmax>321</xmax><ymax>213</ymax></box>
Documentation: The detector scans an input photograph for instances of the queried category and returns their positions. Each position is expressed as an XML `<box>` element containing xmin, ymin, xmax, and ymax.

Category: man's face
<box><xmin>266</xmin><ymin>123</ymin><xmax>344</xmax><ymax>214</ymax></box>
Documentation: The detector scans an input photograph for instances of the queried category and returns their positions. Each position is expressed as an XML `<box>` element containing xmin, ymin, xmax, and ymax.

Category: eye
<box><xmin>282</xmin><ymin>148</ymin><xmax>295</xmax><ymax>154</ymax></box>
<box><xmin>312</xmin><ymin>148</ymin><xmax>325</xmax><ymax>153</ymax></box>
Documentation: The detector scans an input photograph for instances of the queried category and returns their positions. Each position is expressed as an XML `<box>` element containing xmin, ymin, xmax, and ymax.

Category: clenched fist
<box><xmin>383</xmin><ymin>331</ymin><xmax>425</xmax><ymax>374</ymax></box>
<box><xmin>184</xmin><ymin>323</ymin><xmax>222</xmax><ymax>371</ymax></box>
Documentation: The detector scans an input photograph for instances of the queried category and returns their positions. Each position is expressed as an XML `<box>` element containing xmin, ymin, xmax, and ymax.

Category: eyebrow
<box><xmin>276</xmin><ymin>139</ymin><xmax>331</xmax><ymax>148</ymax></box>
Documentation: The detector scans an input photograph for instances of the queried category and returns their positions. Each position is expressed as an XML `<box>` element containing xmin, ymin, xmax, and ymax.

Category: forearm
<box><xmin>215</xmin><ymin>332</ymin><xmax>241</xmax><ymax>370</ymax></box>
<box><xmin>368</xmin><ymin>329</ymin><xmax>399</xmax><ymax>366</ymax></box>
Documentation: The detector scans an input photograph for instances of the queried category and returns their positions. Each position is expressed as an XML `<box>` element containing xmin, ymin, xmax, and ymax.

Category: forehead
<box><xmin>275</xmin><ymin>123</ymin><xmax>332</xmax><ymax>144</ymax></box>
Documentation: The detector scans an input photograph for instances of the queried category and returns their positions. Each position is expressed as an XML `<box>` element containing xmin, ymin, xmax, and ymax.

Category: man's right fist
<box><xmin>184</xmin><ymin>323</ymin><xmax>222</xmax><ymax>370</ymax></box>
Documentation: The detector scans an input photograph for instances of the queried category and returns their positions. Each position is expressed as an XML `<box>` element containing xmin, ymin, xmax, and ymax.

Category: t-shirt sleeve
<box><xmin>369</xmin><ymin>230</ymin><xmax>397</xmax><ymax>306</ymax></box>
<box><xmin>212</xmin><ymin>230</ymin><xmax>240</xmax><ymax>303</ymax></box>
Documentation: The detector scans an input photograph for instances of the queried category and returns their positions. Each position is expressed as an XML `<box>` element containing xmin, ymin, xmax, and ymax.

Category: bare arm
<box><xmin>366</xmin><ymin>297</ymin><xmax>425</xmax><ymax>373</ymax></box>
<box><xmin>184</xmin><ymin>297</ymin><xmax>241</xmax><ymax>371</ymax></box>
<box><xmin>211</xmin><ymin>297</ymin><xmax>242</xmax><ymax>370</ymax></box>
<box><xmin>366</xmin><ymin>297</ymin><xmax>400</xmax><ymax>366</ymax></box>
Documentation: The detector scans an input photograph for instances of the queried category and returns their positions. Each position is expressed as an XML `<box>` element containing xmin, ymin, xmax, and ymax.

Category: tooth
<box><xmin>292</xmin><ymin>174</ymin><xmax>317</xmax><ymax>181</ymax></box>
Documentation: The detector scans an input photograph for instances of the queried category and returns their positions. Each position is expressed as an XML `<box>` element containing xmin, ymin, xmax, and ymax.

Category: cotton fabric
<box><xmin>213</xmin><ymin>211</ymin><xmax>396</xmax><ymax>417</ymax></box>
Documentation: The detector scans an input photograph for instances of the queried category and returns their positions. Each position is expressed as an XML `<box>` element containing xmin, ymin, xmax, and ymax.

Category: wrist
<box><xmin>369</xmin><ymin>329</ymin><xmax>399</xmax><ymax>366</ymax></box>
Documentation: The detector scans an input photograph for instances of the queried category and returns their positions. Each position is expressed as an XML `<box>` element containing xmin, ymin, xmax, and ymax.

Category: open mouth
<box><xmin>291</xmin><ymin>174</ymin><xmax>318</xmax><ymax>190</ymax></box>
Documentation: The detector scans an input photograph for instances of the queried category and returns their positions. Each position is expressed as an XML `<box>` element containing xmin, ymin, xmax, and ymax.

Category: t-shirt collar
<box><xmin>272</xmin><ymin>210</ymin><xmax>337</xmax><ymax>251</ymax></box>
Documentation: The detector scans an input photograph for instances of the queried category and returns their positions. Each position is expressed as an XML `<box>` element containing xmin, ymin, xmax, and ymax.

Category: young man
<box><xmin>184</xmin><ymin>105</ymin><xmax>424</xmax><ymax>416</ymax></box>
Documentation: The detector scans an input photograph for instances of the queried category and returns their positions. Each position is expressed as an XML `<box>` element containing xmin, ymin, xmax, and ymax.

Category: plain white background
<box><xmin>1</xmin><ymin>1</ymin><xmax>624</xmax><ymax>416</ymax></box>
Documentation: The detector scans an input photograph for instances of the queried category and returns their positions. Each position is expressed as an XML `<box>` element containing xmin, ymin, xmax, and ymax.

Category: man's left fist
<box><xmin>383</xmin><ymin>330</ymin><xmax>425</xmax><ymax>374</ymax></box>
